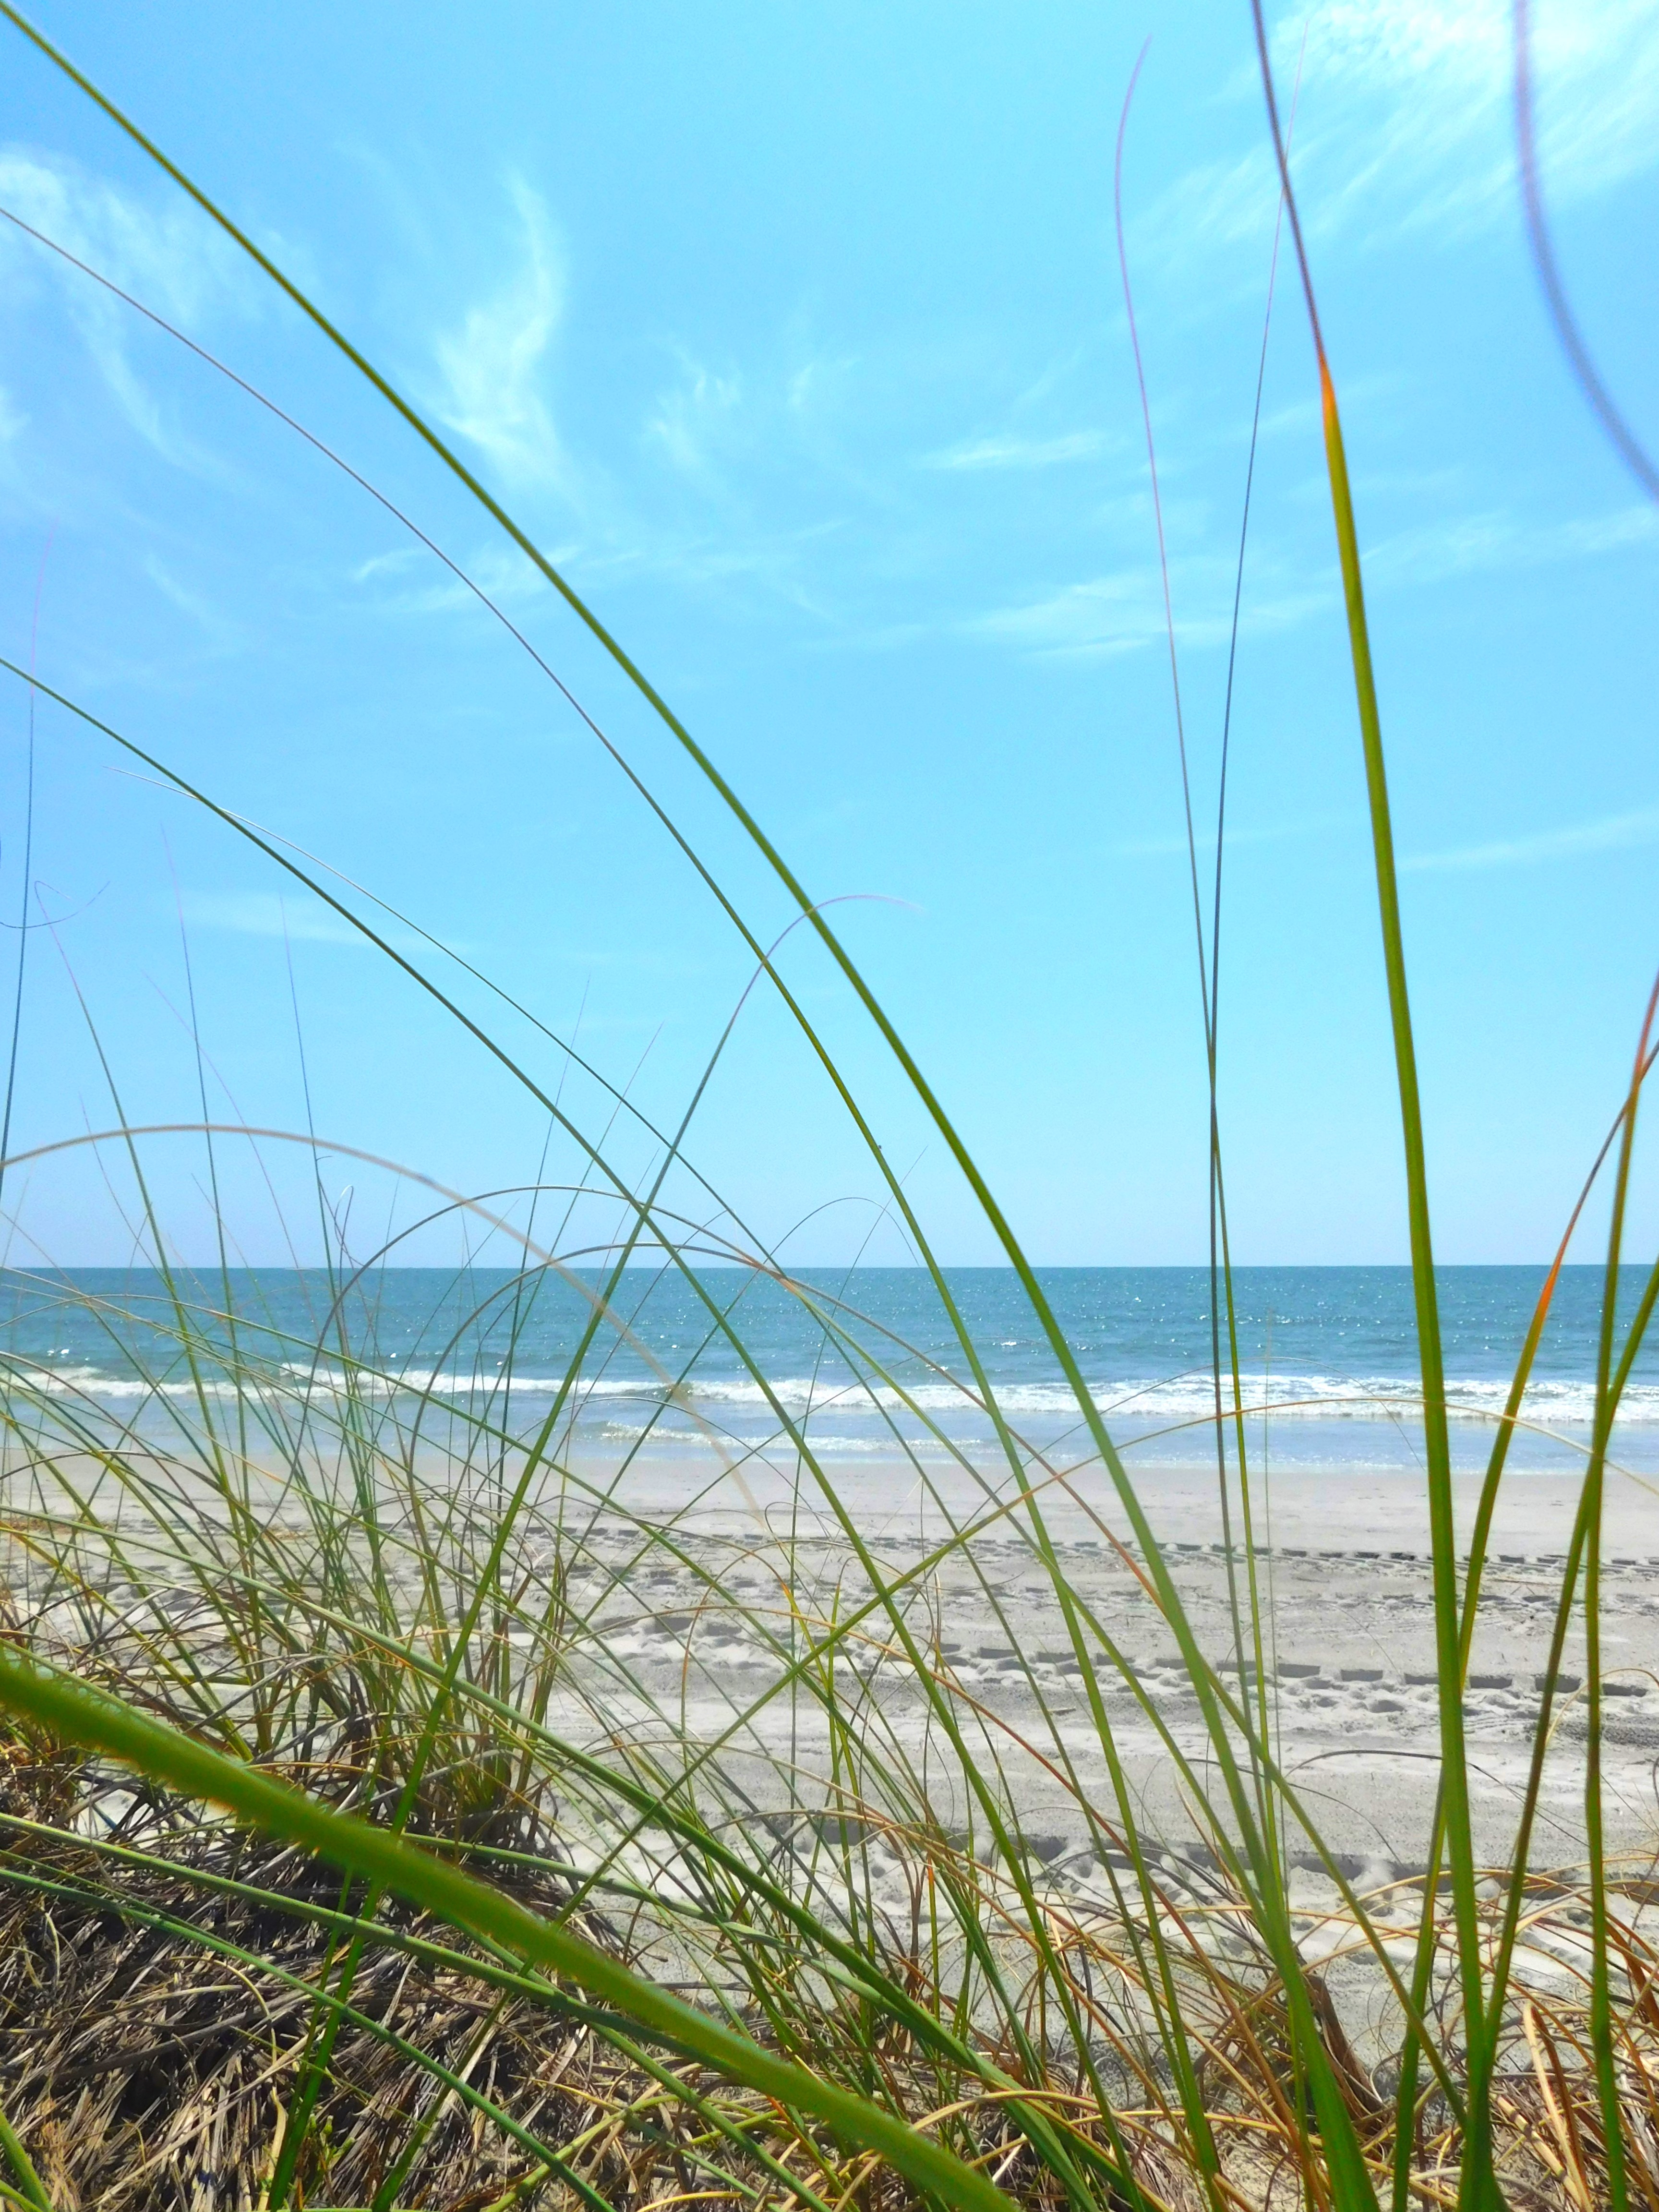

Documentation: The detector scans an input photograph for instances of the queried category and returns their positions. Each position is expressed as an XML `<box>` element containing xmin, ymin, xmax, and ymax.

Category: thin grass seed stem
<box><xmin>1115</xmin><ymin>61</ymin><xmax>1254</xmax><ymax>1765</ymax></box>
<box><xmin>1212</xmin><ymin>46</ymin><xmax>1306</xmax><ymax>1867</ymax></box>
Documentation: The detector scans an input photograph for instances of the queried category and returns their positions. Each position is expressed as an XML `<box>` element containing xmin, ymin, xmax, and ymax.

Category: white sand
<box><xmin>549</xmin><ymin>1448</ymin><xmax>1659</xmax><ymax>1875</ymax></box>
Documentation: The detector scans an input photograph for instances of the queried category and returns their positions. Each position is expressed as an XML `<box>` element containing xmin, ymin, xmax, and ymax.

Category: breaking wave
<box><xmin>4</xmin><ymin>1354</ymin><xmax>1654</xmax><ymax>1431</ymax></box>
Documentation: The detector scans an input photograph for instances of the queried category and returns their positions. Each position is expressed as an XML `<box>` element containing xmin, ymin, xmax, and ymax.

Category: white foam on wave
<box><xmin>598</xmin><ymin>1370</ymin><xmax>1659</xmax><ymax>1429</ymax></box>
<box><xmin>0</xmin><ymin>1362</ymin><xmax>260</xmax><ymax>1404</ymax></box>
<box><xmin>9</xmin><ymin>1354</ymin><xmax>1655</xmax><ymax>1432</ymax></box>
<box><xmin>0</xmin><ymin>1360</ymin><xmax>649</xmax><ymax>1407</ymax></box>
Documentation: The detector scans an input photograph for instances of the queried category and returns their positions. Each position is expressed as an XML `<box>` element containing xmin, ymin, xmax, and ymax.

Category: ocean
<box><xmin>0</xmin><ymin>1264</ymin><xmax>1654</xmax><ymax>1476</ymax></box>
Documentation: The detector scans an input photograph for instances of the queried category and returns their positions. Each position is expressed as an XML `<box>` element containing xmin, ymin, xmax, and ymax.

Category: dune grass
<box><xmin>0</xmin><ymin>6</ymin><xmax>1649</xmax><ymax>2208</ymax></box>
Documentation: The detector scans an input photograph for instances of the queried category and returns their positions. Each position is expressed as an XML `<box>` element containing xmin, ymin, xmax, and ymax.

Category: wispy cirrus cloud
<box><xmin>921</xmin><ymin>428</ymin><xmax>1111</xmax><ymax>472</ymax></box>
<box><xmin>1109</xmin><ymin>803</ymin><xmax>1659</xmax><ymax>874</ymax></box>
<box><xmin>346</xmin><ymin>537</ymin><xmax>573</xmax><ymax>619</ymax></box>
<box><xmin>179</xmin><ymin>890</ymin><xmax>429</xmax><ymax>953</ymax></box>
<box><xmin>1133</xmin><ymin>0</ymin><xmax>1659</xmax><ymax>273</ymax></box>
<box><xmin>644</xmin><ymin>352</ymin><xmax>745</xmax><ymax>487</ymax></box>
<box><xmin>1402</xmin><ymin>805</ymin><xmax>1659</xmax><ymax>874</ymax></box>
<box><xmin>0</xmin><ymin>146</ymin><xmax>248</xmax><ymax>462</ymax></box>
<box><xmin>181</xmin><ymin>892</ymin><xmax>366</xmax><ymax>946</ymax></box>
<box><xmin>142</xmin><ymin>554</ymin><xmax>245</xmax><ymax>651</ymax></box>
<box><xmin>1114</xmin><ymin>813</ymin><xmax>1351</xmax><ymax>859</ymax></box>
<box><xmin>972</xmin><ymin>491</ymin><xmax>1656</xmax><ymax>661</ymax></box>
<box><xmin>431</xmin><ymin>178</ymin><xmax>570</xmax><ymax>495</ymax></box>
<box><xmin>1363</xmin><ymin>503</ymin><xmax>1659</xmax><ymax>586</ymax></box>
<box><xmin>966</xmin><ymin>552</ymin><xmax>1328</xmax><ymax>659</ymax></box>
<box><xmin>1283</xmin><ymin>0</ymin><xmax>1659</xmax><ymax>219</ymax></box>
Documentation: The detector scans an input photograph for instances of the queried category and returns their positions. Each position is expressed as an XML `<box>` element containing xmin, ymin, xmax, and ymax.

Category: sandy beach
<box><xmin>19</xmin><ymin>1425</ymin><xmax>1656</xmax><ymax>1880</ymax></box>
<box><xmin>545</xmin><ymin>1448</ymin><xmax>1659</xmax><ymax>1878</ymax></box>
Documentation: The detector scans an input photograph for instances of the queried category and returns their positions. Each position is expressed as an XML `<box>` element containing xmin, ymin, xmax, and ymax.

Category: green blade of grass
<box><xmin>1391</xmin><ymin>1028</ymin><xmax>1659</xmax><ymax>2207</ymax></box>
<box><xmin>1575</xmin><ymin>990</ymin><xmax>1659</xmax><ymax>2212</ymax></box>
<box><xmin>0</xmin><ymin>2114</ymin><xmax>47</xmax><ymax>2212</ymax></box>
<box><xmin>1248</xmin><ymin>8</ymin><xmax>1490</xmax><ymax>2206</ymax></box>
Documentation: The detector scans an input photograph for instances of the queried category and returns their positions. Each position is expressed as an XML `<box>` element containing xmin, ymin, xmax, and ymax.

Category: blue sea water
<box><xmin>0</xmin><ymin>1265</ymin><xmax>1654</xmax><ymax>1474</ymax></box>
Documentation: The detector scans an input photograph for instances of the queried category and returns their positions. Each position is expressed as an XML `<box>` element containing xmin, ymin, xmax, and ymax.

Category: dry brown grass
<box><xmin>0</xmin><ymin>1707</ymin><xmax>1656</xmax><ymax>2210</ymax></box>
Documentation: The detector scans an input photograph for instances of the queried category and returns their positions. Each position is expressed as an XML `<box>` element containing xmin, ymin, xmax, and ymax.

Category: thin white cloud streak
<box><xmin>1135</xmin><ymin>0</ymin><xmax>1659</xmax><ymax>273</ymax></box>
<box><xmin>1115</xmin><ymin>803</ymin><xmax>1659</xmax><ymax>873</ymax></box>
<box><xmin>644</xmin><ymin>353</ymin><xmax>744</xmax><ymax>487</ymax></box>
<box><xmin>348</xmin><ymin>537</ymin><xmax>571</xmax><ymax>617</ymax></box>
<box><xmin>0</xmin><ymin>148</ymin><xmax>239</xmax><ymax>324</ymax></box>
<box><xmin>0</xmin><ymin>146</ymin><xmax>246</xmax><ymax>462</ymax></box>
<box><xmin>1283</xmin><ymin>0</ymin><xmax>1659</xmax><ymax>216</ymax></box>
<box><xmin>142</xmin><ymin>555</ymin><xmax>243</xmax><ymax>649</ymax></box>
<box><xmin>432</xmin><ymin>178</ymin><xmax>570</xmax><ymax>494</ymax></box>
<box><xmin>1403</xmin><ymin>806</ymin><xmax>1659</xmax><ymax>874</ymax></box>
<box><xmin>1108</xmin><ymin>804</ymin><xmax>1659</xmax><ymax>875</ymax></box>
<box><xmin>971</xmin><ymin>495</ymin><xmax>1655</xmax><ymax>659</ymax></box>
<box><xmin>1114</xmin><ymin>814</ymin><xmax>1351</xmax><ymax>860</ymax></box>
<box><xmin>922</xmin><ymin>429</ymin><xmax>1111</xmax><ymax>471</ymax></box>
<box><xmin>1364</xmin><ymin>504</ymin><xmax>1659</xmax><ymax>585</ymax></box>
<box><xmin>180</xmin><ymin>892</ymin><xmax>419</xmax><ymax>950</ymax></box>
<box><xmin>966</xmin><ymin>553</ymin><xmax>1329</xmax><ymax>659</ymax></box>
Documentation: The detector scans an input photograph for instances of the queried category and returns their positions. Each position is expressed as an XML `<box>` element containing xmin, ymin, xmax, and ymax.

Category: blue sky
<box><xmin>0</xmin><ymin>0</ymin><xmax>1654</xmax><ymax>1269</ymax></box>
